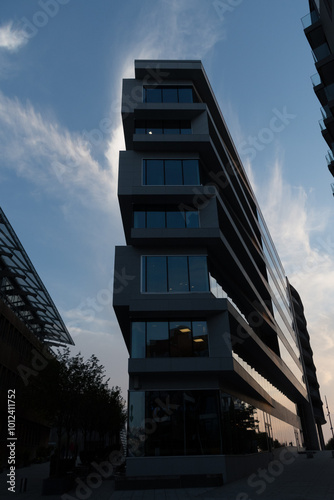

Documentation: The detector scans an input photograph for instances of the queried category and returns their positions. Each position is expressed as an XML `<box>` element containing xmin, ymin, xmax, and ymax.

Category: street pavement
<box><xmin>0</xmin><ymin>450</ymin><xmax>333</xmax><ymax>500</ymax></box>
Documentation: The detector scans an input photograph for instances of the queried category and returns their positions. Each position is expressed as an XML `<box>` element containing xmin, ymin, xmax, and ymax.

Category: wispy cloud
<box><xmin>0</xmin><ymin>21</ymin><xmax>28</xmax><ymax>52</ymax></box>
<box><xmin>0</xmin><ymin>91</ymin><xmax>115</xmax><ymax>212</ymax></box>
<box><xmin>255</xmin><ymin>159</ymin><xmax>334</xmax><ymax>391</ymax></box>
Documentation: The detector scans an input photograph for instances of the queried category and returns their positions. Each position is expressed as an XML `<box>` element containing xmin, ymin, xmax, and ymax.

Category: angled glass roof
<box><xmin>0</xmin><ymin>208</ymin><xmax>74</xmax><ymax>346</ymax></box>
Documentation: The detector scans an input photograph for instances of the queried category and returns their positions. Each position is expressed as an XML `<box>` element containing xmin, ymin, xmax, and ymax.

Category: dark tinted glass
<box><xmin>166</xmin><ymin>211</ymin><xmax>185</xmax><ymax>228</ymax></box>
<box><xmin>162</xmin><ymin>88</ymin><xmax>178</xmax><ymax>102</ymax></box>
<box><xmin>192</xmin><ymin>321</ymin><xmax>209</xmax><ymax>356</ymax></box>
<box><xmin>147</xmin><ymin>211</ymin><xmax>165</xmax><ymax>228</ymax></box>
<box><xmin>163</xmin><ymin>120</ymin><xmax>180</xmax><ymax>134</ymax></box>
<box><xmin>178</xmin><ymin>88</ymin><xmax>193</xmax><ymax>103</ymax></box>
<box><xmin>167</xmin><ymin>256</ymin><xmax>188</xmax><ymax>292</ymax></box>
<box><xmin>134</xmin><ymin>211</ymin><xmax>146</xmax><ymax>228</ymax></box>
<box><xmin>145</xmin><ymin>159</ymin><xmax>164</xmax><ymax>185</ymax></box>
<box><xmin>183</xmin><ymin>160</ymin><xmax>200</xmax><ymax>185</ymax></box>
<box><xmin>147</xmin><ymin>322</ymin><xmax>169</xmax><ymax>357</ymax></box>
<box><xmin>131</xmin><ymin>322</ymin><xmax>146</xmax><ymax>358</ymax></box>
<box><xmin>145</xmin><ymin>88</ymin><xmax>162</xmax><ymax>103</ymax></box>
<box><xmin>180</xmin><ymin>121</ymin><xmax>192</xmax><ymax>134</ymax></box>
<box><xmin>188</xmin><ymin>256</ymin><xmax>209</xmax><ymax>292</ymax></box>
<box><xmin>185</xmin><ymin>211</ymin><xmax>199</xmax><ymax>228</ymax></box>
<box><xmin>135</xmin><ymin>120</ymin><xmax>146</xmax><ymax>134</ymax></box>
<box><xmin>165</xmin><ymin>160</ymin><xmax>183</xmax><ymax>184</ymax></box>
<box><xmin>147</xmin><ymin>120</ymin><xmax>162</xmax><ymax>134</ymax></box>
<box><xmin>169</xmin><ymin>322</ymin><xmax>192</xmax><ymax>357</ymax></box>
<box><xmin>145</xmin><ymin>256</ymin><xmax>167</xmax><ymax>292</ymax></box>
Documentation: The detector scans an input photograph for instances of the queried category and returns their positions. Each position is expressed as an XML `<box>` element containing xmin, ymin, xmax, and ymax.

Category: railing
<box><xmin>312</xmin><ymin>42</ymin><xmax>331</xmax><ymax>63</ymax></box>
<box><xmin>326</xmin><ymin>149</ymin><xmax>334</xmax><ymax>165</ymax></box>
<box><xmin>311</xmin><ymin>73</ymin><xmax>322</xmax><ymax>87</ymax></box>
<box><xmin>301</xmin><ymin>10</ymin><xmax>320</xmax><ymax>29</ymax></box>
<box><xmin>325</xmin><ymin>83</ymin><xmax>334</xmax><ymax>102</ymax></box>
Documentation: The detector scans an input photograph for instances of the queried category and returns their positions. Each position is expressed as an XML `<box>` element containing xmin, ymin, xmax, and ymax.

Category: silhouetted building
<box><xmin>0</xmin><ymin>207</ymin><xmax>73</xmax><ymax>467</ymax></box>
<box><xmin>302</xmin><ymin>0</ymin><xmax>334</xmax><ymax>194</ymax></box>
<box><xmin>113</xmin><ymin>60</ymin><xmax>324</xmax><ymax>483</ymax></box>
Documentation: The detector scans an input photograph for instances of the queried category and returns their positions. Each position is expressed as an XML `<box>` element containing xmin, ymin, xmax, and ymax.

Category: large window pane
<box><xmin>145</xmin><ymin>88</ymin><xmax>162</xmax><ymax>103</ymax></box>
<box><xmin>166</xmin><ymin>211</ymin><xmax>185</xmax><ymax>228</ymax></box>
<box><xmin>167</xmin><ymin>256</ymin><xmax>189</xmax><ymax>292</ymax></box>
<box><xmin>134</xmin><ymin>211</ymin><xmax>146</xmax><ymax>228</ymax></box>
<box><xmin>144</xmin><ymin>256</ymin><xmax>167</xmax><ymax>292</ymax></box>
<box><xmin>169</xmin><ymin>321</ymin><xmax>192</xmax><ymax>357</ymax></box>
<box><xmin>144</xmin><ymin>159</ymin><xmax>164</xmax><ymax>185</ymax></box>
<box><xmin>188</xmin><ymin>256</ymin><xmax>209</xmax><ymax>291</ymax></box>
<box><xmin>131</xmin><ymin>322</ymin><xmax>146</xmax><ymax>358</ymax></box>
<box><xmin>147</xmin><ymin>211</ymin><xmax>165</xmax><ymax>228</ymax></box>
<box><xmin>147</xmin><ymin>322</ymin><xmax>169</xmax><ymax>357</ymax></box>
<box><xmin>183</xmin><ymin>160</ymin><xmax>200</xmax><ymax>185</ymax></box>
<box><xmin>162</xmin><ymin>88</ymin><xmax>178</xmax><ymax>102</ymax></box>
<box><xmin>185</xmin><ymin>211</ymin><xmax>199</xmax><ymax>228</ymax></box>
<box><xmin>178</xmin><ymin>88</ymin><xmax>193</xmax><ymax>103</ymax></box>
<box><xmin>192</xmin><ymin>321</ymin><xmax>209</xmax><ymax>356</ymax></box>
<box><xmin>128</xmin><ymin>391</ymin><xmax>145</xmax><ymax>457</ymax></box>
<box><xmin>165</xmin><ymin>160</ymin><xmax>183</xmax><ymax>184</ymax></box>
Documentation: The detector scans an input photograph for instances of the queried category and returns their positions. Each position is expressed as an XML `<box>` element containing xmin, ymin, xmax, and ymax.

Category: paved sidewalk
<box><xmin>0</xmin><ymin>451</ymin><xmax>333</xmax><ymax>499</ymax></box>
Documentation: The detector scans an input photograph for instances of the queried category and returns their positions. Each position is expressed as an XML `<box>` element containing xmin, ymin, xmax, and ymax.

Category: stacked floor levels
<box><xmin>113</xmin><ymin>60</ymin><xmax>324</xmax><ymax>482</ymax></box>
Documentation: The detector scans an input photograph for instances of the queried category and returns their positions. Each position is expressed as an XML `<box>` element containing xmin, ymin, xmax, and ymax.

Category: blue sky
<box><xmin>1</xmin><ymin>0</ymin><xmax>333</xmax><ymax>443</ymax></box>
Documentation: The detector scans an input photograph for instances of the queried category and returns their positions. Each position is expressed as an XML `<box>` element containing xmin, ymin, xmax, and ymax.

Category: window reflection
<box><xmin>143</xmin><ymin>159</ymin><xmax>200</xmax><ymax>186</ymax></box>
<box><xmin>142</xmin><ymin>256</ymin><xmax>209</xmax><ymax>293</ymax></box>
<box><xmin>131</xmin><ymin>320</ymin><xmax>209</xmax><ymax>358</ymax></box>
<box><xmin>144</xmin><ymin>86</ymin><xmax>197</xmax><ymax>104</ymax></box>
<box><xmin>134</xmin><ymin>208</ymin><xmax>199</xmax><ymax>229</ymax></box>
<box><xmin>135</xmin><ymin>120</ymin><xmax>191</xmax><ymax>135</ymax></box>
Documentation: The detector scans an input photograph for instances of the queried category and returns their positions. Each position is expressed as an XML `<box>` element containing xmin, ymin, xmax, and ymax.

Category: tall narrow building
<box><xmin>113</xmin><ymin>60</ymin><xmax>324</xmax><ymax>483</ymax></box>
<box><xmin>302</xmin><ymin>0</ymin><xmax>334</xmax><ymax>193</ymax></box>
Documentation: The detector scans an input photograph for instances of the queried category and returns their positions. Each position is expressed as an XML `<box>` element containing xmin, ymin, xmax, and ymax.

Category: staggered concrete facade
<box><xmin>113</xmin><ymin>60</ymin><xmax>324</xmax><ymax>482</ymax></box>
<box><xmin>302</xmin><ymin>0</ymin><xmax>334</xmax><ymax>191</ymax></box>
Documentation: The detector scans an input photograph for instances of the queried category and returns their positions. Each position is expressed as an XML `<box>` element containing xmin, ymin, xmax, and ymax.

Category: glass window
<box><xmin>128</xmin><ymin>391</ymin><xmax>145</xmax><ymax>457</ymax></box>
<box><xmin>131</xmin><ymin>322</ymin><xmax>146</xmax><ymax>358</ymax></box>
<box><xmin>169</xmin><ymin>322</ymin><xmax>192</xmax><ymax>357</ymax></box>
<box><xmin>134</xmin><ymin>211</ymin><xmax>146</xmax><ymax>228</ymax></box>
<box><xmin>144</xmin><ymin>159</ymin><xmax>164</xmax><ymax>185</ymax></box>
<box><xmin>185</xmin><ymin>211</ymin><xmax>199</xmax><ymax>228</ymax></box>
<box><xmin>165</xmin><ymin>160</ymin><xmax>183</xmax><ymax>184</ymax></box>
<box><xmin>163</xmin><ymin>120</ymin><xmax>180</xmax><ymax>135</ymax></box>
<box><xmin>144</xmin><ymin>256</ymin><xmax>167</xmax><ymax>292</ymax></box>
<box><xmin>178</xmin><ymin>88</ymin><xmax>194</xmax><ymax>103</ymax></box>
<box><xmin>166</xmin><ymin>211</ymin><xmax>185</xmax><ymax>228</ymax></box>
<box><xmin>135</xmin><ymin>120</ymin><xmax>146</xmax><ymax>134</ymax></box>
<box><xmin>189</xmin><ymin>256</ymin><xmax>209</xmax><ymax>292</ymax></box>
<box><xmin>147</xmin><ymin>120</ymin><xmax>163</xmax><ymax>134</ymax></box>
<box><xmin>168</xmin><ymin>256</ymin><xmax>189</xmax><ymax>292</ymax></box>
<box><xmin>183</xmin><ymin>160</ymin><xmax>200</xmax><ymax>185</ymax></box>
<box><xmin>147</xmin><ymin>322</ymin><xmax>169</xmax><ymax>358</ymax></box>
<box><xmin>192</xmin><ymin>321</ymin><xmax>209</xmax><ymax>356</ymax></box>
<box><xmin>162</xmin><ymin>88</ymin><xmax>178</xmax><ymax>102</ymax></box>
<box><xmin>145</xmin><ymin>88</ymin><xmax>162</xmax><ymax>103</ymax></box>
<box><xmin>147</xmin><ymin>211</ymin><xmax>165</xmax><ymax>228</ymax></box>
<box><xmin>180</xmin><ymin>121</ymin><xmax>192</xmax><ymax>134</ymax></box>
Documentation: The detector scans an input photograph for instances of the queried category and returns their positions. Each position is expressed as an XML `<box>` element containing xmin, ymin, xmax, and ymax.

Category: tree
<box><xmin>24</xmin><ymin>347</ymin><xmax>126</xmax><ymax>476</ymax></box>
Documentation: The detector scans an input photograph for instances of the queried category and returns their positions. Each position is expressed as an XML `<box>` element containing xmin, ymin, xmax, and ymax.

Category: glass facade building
<box><xmin>113</xmin><ymin>60</ymin><xmax>324</xmax><ymax>483</ymax></box>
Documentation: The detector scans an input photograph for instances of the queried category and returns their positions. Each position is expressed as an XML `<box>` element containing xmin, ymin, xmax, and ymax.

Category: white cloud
<box><xmin>254</xmin><ymin>160</ymin><xmax>334</xmax><ymax>415</ymax></box>
<box><xmin>0</xmin><ymin>21</ymin><xmax>28</xmax><ymax>52</ymax></box>
<box><xmin>0</xmin><ymin>91</ymin><xmax>115</xmax><ymax>212</ymax></box>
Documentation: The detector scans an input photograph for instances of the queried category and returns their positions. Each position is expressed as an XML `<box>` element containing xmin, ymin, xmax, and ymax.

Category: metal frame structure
<box><xmin>0</xmin><ymin>208</ymin><xmax>74</xmax><ymax>346</ymax></box>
